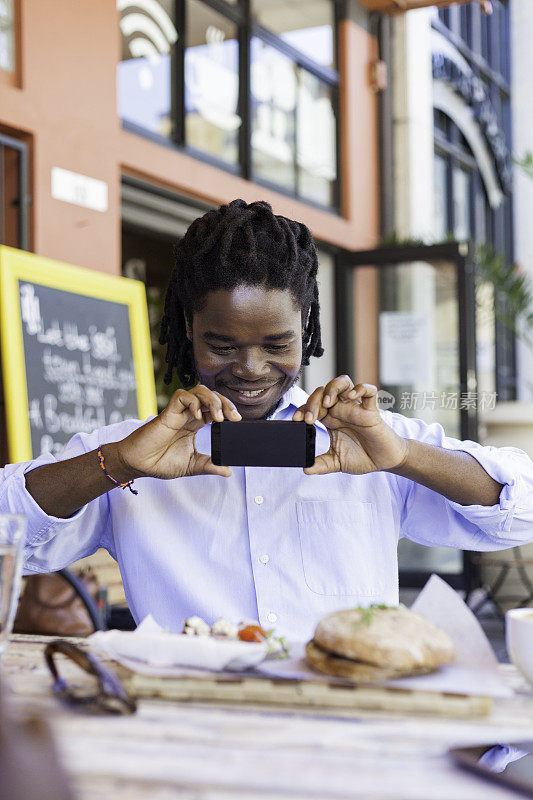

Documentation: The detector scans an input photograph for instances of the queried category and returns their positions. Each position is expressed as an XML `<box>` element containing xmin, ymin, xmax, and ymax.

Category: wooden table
<box><xmin>4</xmin><ymin>634</ymin><xmax>533</xmax><ymax>800</ymax></box>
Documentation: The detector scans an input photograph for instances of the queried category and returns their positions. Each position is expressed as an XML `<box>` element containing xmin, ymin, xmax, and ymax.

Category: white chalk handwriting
<box><xmin>20</xmin><ymin>283</ymin><xmax>140</xmax><ymax>456</ymax></box>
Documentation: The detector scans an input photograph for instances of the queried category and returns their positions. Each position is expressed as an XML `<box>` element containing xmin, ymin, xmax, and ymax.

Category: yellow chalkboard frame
<box><xmin>0</xmin><ymin>246</ymin><xmax>157</xmax><ymax>462</ymax></box>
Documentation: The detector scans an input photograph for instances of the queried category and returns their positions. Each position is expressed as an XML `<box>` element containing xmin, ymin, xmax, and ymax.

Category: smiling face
<box><xmin>188</xmin><ymin>285</ymin><xmax>303</xmax><ymax>419</ymax></box>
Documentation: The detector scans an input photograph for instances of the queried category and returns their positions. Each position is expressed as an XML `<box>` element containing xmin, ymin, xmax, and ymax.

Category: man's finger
<box><xmin>217</xmin><ymin>393</ymin><xmax>242</xmax><ymax>421</ymax></box>
<box><xmin>197</xmin><ymin>395</ymin><xmax>241</xmax><ymax>426</ymax></box>
<box><xmin>293</xmin><ymin>385</ymin><xmax>324</xmax><ymax>424</ymax></box>
<box><xmin>198</xmin><ymin>395</ymin><xmax>241</xmax><ymax>423</ymax></box>
<box><xmin>166</xmin><ymin>390</ymin><xmax>203</xmax><ymax>422</ymax></box>
<box><xmin>203</xmin><ymin>460</ymin><xmax>232</xmax><ymax>478</ymax></box>
<box><xmin>322</xmin><ymin>375</ymin><xmax>354</xmax><ymax>407</ymax></box>
<box><xmin>304</xmin><ymin>385</ymin><xmax>326</xmax><ymax>424</ymax></box>
<box><xmin>303</xmin><ymin>452</ymin><xmax>339</xmax><ymax>476</ymax></box>
<box><xmin>297</xmin><ymin>386</ymin><xmax>324</xmax><ymax>425</ymax></box>
<box><xmin>190</xmin><ymin>452</ymin><xmax>232</xmax><ymax>478</ymax></box>
<box><xmin>352</xmin><ymin>383</ymin><xmax>378</xmax><ymax>409</ymax></box>
<box><xmin>190</xmin><ymin>385</ymin><xmax>225</xmax><ymax>422</ymax></box>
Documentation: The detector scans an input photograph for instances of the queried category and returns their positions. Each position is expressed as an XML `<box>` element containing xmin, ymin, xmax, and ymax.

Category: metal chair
<box><xmin>469</xmin><ymin>547</ymin><xmax>533</xmax><ymax>617</ymax></box>
<box><xmin>56</xmin><ymin>568</ymin><xmax>105</xmax><ymax>631</ymax></box>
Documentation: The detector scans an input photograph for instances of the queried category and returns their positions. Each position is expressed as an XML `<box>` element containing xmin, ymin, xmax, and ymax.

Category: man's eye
<box><xmin>265</xmin><ymin>345</ymin><xmax>290</xmax><ymax>353</ymax></box>
<box><xmin>211</xmin><ymin>346</ymin><xmax>235</xmax><ymax>354</ymax></box>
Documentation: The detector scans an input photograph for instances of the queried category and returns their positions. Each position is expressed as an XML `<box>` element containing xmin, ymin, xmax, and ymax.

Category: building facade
<box><xmin>386</xmin><ymin>0</ymin><xmax>533</xmax><ymax>581</ymax></box>
<box><xmin>0</xmin><ymin>0</ymin><xmax>383</xmax><ymax>419</ymax></box>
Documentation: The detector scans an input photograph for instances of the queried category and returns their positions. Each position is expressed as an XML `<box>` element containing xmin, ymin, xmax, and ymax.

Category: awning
<box><xmin>357</xmin><ymin>0</ymin><xmax>491</xmax><ymax>13</ymax></box>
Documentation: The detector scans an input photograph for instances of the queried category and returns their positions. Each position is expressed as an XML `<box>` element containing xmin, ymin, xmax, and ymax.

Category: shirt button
<box><xmin>259</xmin><ymin>554</ymin><xmax>269</xmax><ymax>564</ymax></box>
<box><xmin>267</xmin><ymin>612</ymin><xmax>277</xmax><ymax>624</ymax></box>
<box><xmin>254</xmin><ymin>495</ymin><xmax>264</xmax><ymax>505</ymax></box>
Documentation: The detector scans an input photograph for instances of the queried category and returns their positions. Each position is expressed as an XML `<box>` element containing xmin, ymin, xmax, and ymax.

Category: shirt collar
<box><xmin>272</xmin><ymin>384</ymin><xmax>328</xmax><ymax>434</ymax></box>
<box><xmin>271</xmin><ymin>384</ymin><xmax>308</xmax><ymax>418</ymax></box>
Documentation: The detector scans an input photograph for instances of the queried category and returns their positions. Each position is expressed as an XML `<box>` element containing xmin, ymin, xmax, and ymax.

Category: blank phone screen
<box><xmin>212</xmin><ymin>421</ymin><xmax>315</xmax><ymax>467</ymax></box>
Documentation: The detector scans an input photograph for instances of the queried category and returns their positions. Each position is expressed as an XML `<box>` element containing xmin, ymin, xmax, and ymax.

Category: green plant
<box><xmin>475</xmin><ymin>244</ymin><xmax>533</xmax><ymax>347</ymax></box>
<box><xmin>513</xmin><ymin>152</ymin><xmax>533</xmax><ymax>181</ymax></box>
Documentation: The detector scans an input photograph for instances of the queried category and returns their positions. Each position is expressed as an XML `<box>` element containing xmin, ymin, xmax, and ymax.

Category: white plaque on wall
<box><xmin>379</xmin><ymin>311</ymin><xmax>432</xmax><ymax>386</ymax></box>
<box><xmin>51</xmin><ymin>167</ymin><xmax>108</xmax><ymax>213</ymax></box>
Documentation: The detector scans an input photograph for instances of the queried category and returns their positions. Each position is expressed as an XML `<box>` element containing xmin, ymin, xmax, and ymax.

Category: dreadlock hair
<box><xmin>159</xmin><ymin>198</ymin><xmax>324</xmax><ymax>387</ymax></box>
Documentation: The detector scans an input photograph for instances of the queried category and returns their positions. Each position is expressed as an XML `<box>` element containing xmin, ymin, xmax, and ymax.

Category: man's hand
<box><xmin>292</xmin><ymin>376</ymin><xmax>408</xmax><ymax>476</ymax></box>
<box><xmin>116</xmin><ymin>385</ymin><xmax>241</xmax><ymax>480</ymax></box>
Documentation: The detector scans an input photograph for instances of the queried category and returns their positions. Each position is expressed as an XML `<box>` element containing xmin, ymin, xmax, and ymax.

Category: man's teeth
<box><xmin>239</xmin><ymin>389</ymin><xmax>266</xmax><ymax>397</ymax></box>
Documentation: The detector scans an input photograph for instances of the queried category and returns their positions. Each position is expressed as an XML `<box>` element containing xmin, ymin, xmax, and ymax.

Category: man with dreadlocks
<box><xmin>2</xmin><ymin>198</ymin><xmax>533</xmax><ymax>640</ymax></box>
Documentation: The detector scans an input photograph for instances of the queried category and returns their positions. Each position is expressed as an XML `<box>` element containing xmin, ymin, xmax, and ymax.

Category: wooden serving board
<box><xmin>117</xmin><ymin>667</ymin><xmax>493</xmax><ymax>719</ymax></box>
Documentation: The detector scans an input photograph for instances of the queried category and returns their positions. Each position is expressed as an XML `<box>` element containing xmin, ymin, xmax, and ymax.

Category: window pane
<box><xmin>453</xmin><ymin>166</ymin><xmax>470</xmax><ymax>241</ymax></box>
<box><xmin>438</xmin><ymin>8</ymin><xmax>449</xmax><ymax>28</ymax></box>
<box><xmin>117</xmin><ymin>0</ymin><xmax>176</xmax><ymax>138</ymax></box>
<box><xmin>500</xmin><ymin>1</ymin><xmax>511</xmax><ymax>82</ymax></box>
<box><xmin>251</xmin><ymin>38</ymin><xmax>336</xmax><ymax>206</ymax></box>
<box><xmin>489</xmin><ymin>1</ymin><xmax>501</xmax><ymax>74</ymax></box>
<box><xmin>459</xmin><ymin>4</ymin><xmax>468</xmax><ymax>43</ymax></box>
<box><xmin>434</xmin><ymin>109</ymin><xmax>448</xmax><ymax>138</ymax></box>
<box><xmin>473</xmin><ymin>174</ymin><xmax>487</xmax><ymax>244</ymax></box>
<box><xmin>481</xmin><ymin>9</ymin><xmax>490</xmax><ymax>62</ymax></box>
<box><xmin>433</xmin><ymin>154</ymin><xmax>448</xmax><ymax>242</ymax></box>
<box><xmin>449</xmin><ymin>6</ymin><xmax>460</xmax><ymax>38</ymax></box>
<box><xmin>251</xmin><ymin>37</ymin><xmax>297</xmax><ymax>192</ymax></box>
<box><xmin>185</xmin><ymin>0</ymin><xmax>240</xmax><ymax>165</ymax></box>
<box><xmin>0</xmin><ymin>0</ymin><xmax>14</xmax><ymax>72</ymax></box>
<box><xmin>251</xmin><ymin>0</ymin><xmax>334</xmax><ymax>68</ymax></box>
<box><xmin>297</xmin><ymin>69</ymin><xmax>336</xmax><ymax>206</ymax></box>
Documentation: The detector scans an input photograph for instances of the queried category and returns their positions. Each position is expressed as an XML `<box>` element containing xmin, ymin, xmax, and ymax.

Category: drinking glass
<box><xmin>0</xmin><ymin>514</ymin><xmax>26</xmax><ymax>663</ymax></box>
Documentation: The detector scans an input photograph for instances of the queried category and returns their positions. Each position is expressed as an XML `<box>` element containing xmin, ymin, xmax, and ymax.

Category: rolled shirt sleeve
<box><xmin>383</xmin><ymin>411</ymin><xmax>533</xmax><ymax>550</ymax></box>
<box><xmin>0</xmin><ymin>419</ymin><xmax>144</xmax><ymax>574</ymax></box>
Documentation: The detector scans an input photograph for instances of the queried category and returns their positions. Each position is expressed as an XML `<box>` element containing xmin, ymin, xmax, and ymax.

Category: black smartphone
<box><xmin>450</xmin><ymin>742</ymin><xmax>533</xmax><ymax>797</ymax></box>
<box><xmin>211</xmin><ymin>421</ymin><xmax>316</xmax><ymax>468</ymax></box>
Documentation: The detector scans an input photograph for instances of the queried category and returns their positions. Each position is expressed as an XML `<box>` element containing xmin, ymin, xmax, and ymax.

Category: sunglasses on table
<box><xmin>44</xmin><ymin>639</ymin><xmax>137</xmax><ymax>715</ymax></box>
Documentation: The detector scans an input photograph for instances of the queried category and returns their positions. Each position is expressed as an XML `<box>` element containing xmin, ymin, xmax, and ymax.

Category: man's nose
<box><xmin>232</xmin><ymin>348</ymin><xmax>269</xmax><ymax>379</ymax></box>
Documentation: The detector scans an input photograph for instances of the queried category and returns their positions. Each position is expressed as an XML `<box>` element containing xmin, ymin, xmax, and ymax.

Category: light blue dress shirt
<box><xmin>2</xmin><ymin>385</ymin><xmax>533</xmax><ymax>641</ymax></box>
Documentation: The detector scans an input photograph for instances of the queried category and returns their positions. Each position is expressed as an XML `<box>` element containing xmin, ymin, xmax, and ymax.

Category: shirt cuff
<box><xmin>14</xmin><ymin>468</ymin><xmax>88</xmax><ymax>548</ymax></box>
<box><xmin>446</xmin><ymin>444</ymin><xmax>520</xmax><ymax>536</ymax></box>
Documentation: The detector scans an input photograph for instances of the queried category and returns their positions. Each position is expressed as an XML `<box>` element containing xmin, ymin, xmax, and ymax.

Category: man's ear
<box><xmin>185</xmin><ymin>314</ymin><xmax>192</xmax><ymax>341</ymax></box>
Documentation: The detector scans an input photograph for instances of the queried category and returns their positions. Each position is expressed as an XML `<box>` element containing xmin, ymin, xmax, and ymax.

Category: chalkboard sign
<box><xmin>0</xmin><ymin>246</ymin><xmax>157</xmax><ymax>462</ymax></box>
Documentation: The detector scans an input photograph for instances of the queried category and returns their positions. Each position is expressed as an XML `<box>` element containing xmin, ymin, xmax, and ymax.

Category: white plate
<box><xmin>89</xmin><ymin>629</ymin><xmax>268</xmax><ymax>671</ymax></box>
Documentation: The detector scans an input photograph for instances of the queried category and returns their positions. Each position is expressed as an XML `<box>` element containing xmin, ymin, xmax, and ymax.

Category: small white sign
<box><xmin>379</xmin><ymin>311</ymin><xmax>432</xmax><ymax>386</ymax></box>
<box><xmin>51</xmin><ymin>167</ymin><xmax>108</xmax><ymax>213</ymax></box>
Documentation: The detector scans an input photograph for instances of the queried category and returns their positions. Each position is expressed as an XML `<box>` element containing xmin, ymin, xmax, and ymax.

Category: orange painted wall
<box><xmin>0</xmin><ymin>0</ymin><xmax>121</xmax><ymax>274</ymax></box>
<box><xmin>0</xmin><ymin>9</ymin><xmax>379</xmax><ymax>273</ymax></box>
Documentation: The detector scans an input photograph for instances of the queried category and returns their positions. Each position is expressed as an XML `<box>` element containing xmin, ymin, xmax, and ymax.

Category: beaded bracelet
<box><xmin>97</xmin><ymin>447</ymin><xmax>138</xmax><ymax>495</ymax></box>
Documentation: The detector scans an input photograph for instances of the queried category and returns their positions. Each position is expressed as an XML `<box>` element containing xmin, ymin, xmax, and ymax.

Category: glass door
<box><xmin>0</xmin><ymin>131</ymin><xmax>28</xmax><ymax>468</ymax></box>
<box><xmin>0</xmin><ymin>132</ymin><xmax>28</xmax><ymax>250</ymax></box>
<box><xmin>337</xmin><ymin>242</ymin><xmax>478</xmax><ymax>590</ymax></box>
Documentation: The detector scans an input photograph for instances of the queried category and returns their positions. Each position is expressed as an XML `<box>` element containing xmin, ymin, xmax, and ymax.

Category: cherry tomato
<box><xmin>238</xmin><ymin>624</ymin><xmax>266</xmax><ymax>643</ymax></box>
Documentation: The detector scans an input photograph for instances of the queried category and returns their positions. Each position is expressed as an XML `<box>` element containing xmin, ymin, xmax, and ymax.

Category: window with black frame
<box><xmin>117</xmin><ymin>0</ymin><xmax>339</xmax><ymax>210</ymax></box>
<box><xmin>184</xmin><ymin>0</ymin><xmax>240</xmax><ymax>167</ymax></box>
<box><xmin>117</xmin><ymin>0</ymin><xmax>177</xmax><ymax>138</ymax></box>
<box><xmin>432</xmin><ymin>0</ymin><xmax>515</xmax><ymax>403</ymax></box>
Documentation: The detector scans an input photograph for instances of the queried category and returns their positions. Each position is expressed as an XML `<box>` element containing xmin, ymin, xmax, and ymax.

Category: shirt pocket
<box><xmin>296</xmin><ymin>499</ymin><xmax>384</xmax><ymax>597</ymax></box>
